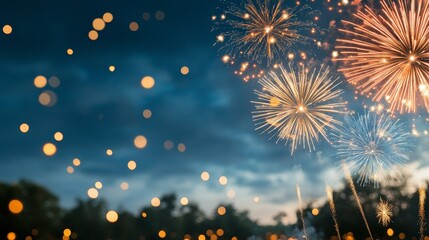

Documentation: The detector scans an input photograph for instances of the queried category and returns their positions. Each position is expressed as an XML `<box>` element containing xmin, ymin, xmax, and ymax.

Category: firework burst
<box><xmin>253</xmin><ymin>64</ymin><xmax>346</xmax><ymax>154</ymax></box>
<box><xmin>376</xmin><ymin>199</ymin><xmax>393</xmax><ymax>226</ymax></box>
<box><xmin>335</xmin><ymin>0</ymin><xmax>429</xmax><ymax>113</ymax></box>
<box><xmin>333</xmin><ymin>112</ymin><xmax>413</xmax><ymax>186</ymax></box>
<box><xmin>214</xmin><ymin>0</ymin><xmax>317</xmax><ymax>81</ymax></box>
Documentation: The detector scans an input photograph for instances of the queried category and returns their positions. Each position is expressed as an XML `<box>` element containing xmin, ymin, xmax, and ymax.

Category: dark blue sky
<box><xmin>1</xmin><ymin>0</ymin><xmax>428</xmax><ymax>224</ymax></box>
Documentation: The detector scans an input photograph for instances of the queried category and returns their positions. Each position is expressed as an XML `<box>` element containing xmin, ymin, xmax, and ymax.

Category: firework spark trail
<box><xmin>253</xmin><ymin>64</ymin><xmax>346</xmax><ymax>154</ymax></box>
<box><xmin>335</xmin><ymin>0</ymin><xmax>429</xmax><ymax>113</ymax></box>
<box><xmin>343</xmin><ymin>163</ymin><xmax>374</xmax><ymax>240</ymax></box>
<box><xmin>419</xmin><ymin>187</ymin><xmax>426</xmax><ymax>240</ymax></box>
<box><xmin>296</xmin><ymin>184</ymin><xmax>308</xmax><ymax>239</ymax></box>
<box><xmin>325</xmin><ymin>185</ymin><xmax>341</xmax><ymax>240</ymax></box>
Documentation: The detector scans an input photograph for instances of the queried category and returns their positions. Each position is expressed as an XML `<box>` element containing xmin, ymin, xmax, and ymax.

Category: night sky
<box><xmin>1</xmin><ymin>0</ymin><xmax>429</xmax><ymax>225</ymax></box>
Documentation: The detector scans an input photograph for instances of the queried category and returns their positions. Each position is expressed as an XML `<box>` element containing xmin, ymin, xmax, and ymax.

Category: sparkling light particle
<box><xmin>377</xmin><ymin>199</ymin><xmax>393</xmax><ymax>226</ymax></box>
<box><xmin>66</xmin><ymin>166</ymin><xmax>74</xmax><ymax>174</ymax></box>
<box><xmin>109</xmin><ymin>66</ymin><xmax>115</xmax><ymax>72</ymax></box>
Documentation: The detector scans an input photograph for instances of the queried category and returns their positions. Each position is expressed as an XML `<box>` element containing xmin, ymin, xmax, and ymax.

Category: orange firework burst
<box><xmin>335</xmin><ymin>0</ymin><xmax>429</xmax><ymax>113</ymax></box>
<box><xmin>253</xmin><ymin>64</ymin><xmax>346</xmax><ymax>154</ymax></box>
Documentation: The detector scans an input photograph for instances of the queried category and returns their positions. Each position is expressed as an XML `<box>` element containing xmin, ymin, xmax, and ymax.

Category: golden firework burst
<box><xmin>253</xmin><ymin>64</ymin><xmax>346</xmax><ymax>154</ymax></box>
<box><xmin>335</xmin><ymin>0</ymin><xmax>429</xmax><ymax>113</ymax></box>
<box><xmin>376</xmin><ymin>199</ymin><xmax>393</xmax><ymax>227</ymax></box>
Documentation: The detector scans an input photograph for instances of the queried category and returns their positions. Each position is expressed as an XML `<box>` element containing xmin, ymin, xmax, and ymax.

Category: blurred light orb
<box><xmin>141</xmin><ymin>76</ymin><xmax>155</xmax><ymax>89</ymax></box>
<box><xmin>201</xmin><ymin>171</ymin><xmax>210</xmax><ymax>181</ymax></box>
<box><xmin>217</xmin><ymin>206</ymin><xmax>226</xmax><ymax>215</ymax></box>
<box><xmin>129</xmin><ymin>22</ymin><xmax>139</xmax><ymax>31</ymax></box>
<box><xmin>219</xmin><ymin>176</ymin><xmax>228</xmax><ymax>185</ymax></box>
<box><xmin>151</xmin><ymin>197</ymin><xmax>161</xmax><ymax>207</ymax></box>
<box><xmin>134</xmin><ymin>135</ymin><xmax>147</xmax><ymax>149</ymax></box>
<box><xmin>143</xmin><ymin>109</ymin><xmax>152</xmax><ymax>118</ymax></box>
<box><xmin>3</xmin><ymin>24</ymin><xmax>12</xmax><ymax>34</ymax></box>
<box><xmin>180</xmin><ymin>66</ymin><xmax>190</xmax><ymax>75</ymax></box>
<box><xmin>48</xmin><ymin>76</ymin><xmax>60</xmax><ymax>88</ymax></box>
<box><xmin>54</xmin><ymin>132</ymin><xmax>63</xmax><ymax>141</ymax></box>
<box><xmin>72</xmin><ymin>158</ymin><xmax>81</xmax><ymax>166</ymax></box>
<box><xmin>88</xmin><ymin>30</ymin><xmax>98</xmax><ymax>40</ymax></box>
<box><xmin>106</xmin><ymin>149</ymin><xmax>113</xmax><ymax>156</ymax></box>
<box><xmin>103</xmin><ymin>12</ymin><xmax>113</xmax><ymax>23</ymax></box>
<box><xmin>6</xmin><ymin>232</ymin><xmax>16</xmax><ymax>240</ymax></box>
<box><xmin>128</xmin><ymin>160</ymin><xmax>137</xmax><ymax>170</ymax></box>
<box><xmin>158</xmin><ymin>230</ymin><xmax>167</xmax><ymax>238</ymax></box>
<box><xmin>95</xmin><ymin>181</ymin><xmax>103</xmax><ymax>189</ymax></box>
<box><xmin>93</xmin><ymin>18</ymin><xmax>105</xmax><ymax>31</ymax></box>
<box><xmin>8</xmin><ymin>199</ymin><xmax>23</xmax><ymax>214</ymax></box>
<box><xmin>38</xmin><ymin>90</ymin><xmax>57</xmax><ymax>107</ymax></box>
<box><xmin>106</xmin><ymin>210</ymin><xmax>118</xmax><ymax>223</ymax></box>
<box><xmin>180</xmin><ymin>197</ymin><xmax>189</xmax><ymax>206</ymax></box>
<box><xmin>34</xmin><ymin>75</ymin><xmax>47</xmax><ymax>88</ymax></box>
<box><xmin>120</xmin><ymin>182</ymin><xmax>129</xmax><ymax>190</ymax></box>
<box><xmin>164</xmin><ymin>140</ymin><xmax>174</xmax><ymax>150</ymax></box>
<box><xmin>19</xmin><ymin>123</ymin><xmax>29</xmax><ymax>133</ymax></box>
<box><xmin>66</xmin><ymin>48</ymin><xmax>73</xmax><ymax>55</ymax></box>
<box><xmin>43</xmin><ymin>143</ymin><xmax>57</xmax><ymax>156</ymax></box>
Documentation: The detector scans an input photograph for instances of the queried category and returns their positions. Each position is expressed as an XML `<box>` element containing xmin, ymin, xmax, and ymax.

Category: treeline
<box><xmin>1</xmin><ymin>177</ymin><xmax>429</xmax><ymax>240</ymax></box>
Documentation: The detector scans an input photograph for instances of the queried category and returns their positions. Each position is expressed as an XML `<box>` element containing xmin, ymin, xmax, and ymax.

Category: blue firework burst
<box><xmin>332</xmin><ymin>112</ymin><xmax>413</xmax><ymax>187</ymax></box>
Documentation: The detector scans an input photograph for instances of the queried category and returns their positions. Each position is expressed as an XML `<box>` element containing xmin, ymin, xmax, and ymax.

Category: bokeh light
<box><xmin>8</xmin><ymin>199</ymin><xmax>23</xmax><ymax>214</ymax></box>
<box><xmin>128</xmin><ymin>160</ymin><xmax>137</xmax><ymax>170</ymax></box>
<box><xmin>19</xmin><ymin>123</ymin><xmax>29</xmax><ymax>133</ymax></box>
<box><xmin>141</xmin><ymin>76</ymin><xmax>155</xmax><ymax>89</ymax></box>
<box><xmin>42</xmin><ymin>143</ymin><xmax>57</xmax><ymax>156</ymax></box>
<box><xmin>180</xmin><ymin>66</ymin><xmax>189</xmax><ymax>75</ymax></box>
<box><xmin>219</xmin><ymin>176</ymin><xmax>228</xmax><ymax>185</ymax></box>
<box><xmin>34</xmin><ymin>75</ymin><xmax>47</xmax><ymax>88</ymax></box>
<box><xmin>201</xmin><ymin>171</ymin><xmax>209</xmax><ymax>181</ymax></box>
<box><xmin>151</xmin><ymin>197</ymin><xmax>161</xmax><ymax>207</ymax></box>
<box><xmin>134</xmin><ymin>135</ymin><xmax>147</xmax><ymax>149</ymax></box>
<box><xmin>3</xmin><ymin>25</ymin><xmax>12</xmax><ymax>34</ymax></box>
<box><xmin>103</xmin><ymin>12</ymin><xmax>113</xmax><ymax>23</ymax></box>
<box><xmin>106</xmin><ymin>210</ymin><xmax>118</xmax><ymax>223</ymax></box>
<box><xmin>143</xmin><ymin>109</ymin><xmax>152</xmax><ymax>118</ymax></box>
<box><xmin>54</xmin><ymin>132</ymin><xmax>63</xmax><ymax>141</ymax></box>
